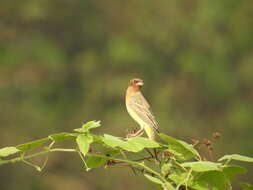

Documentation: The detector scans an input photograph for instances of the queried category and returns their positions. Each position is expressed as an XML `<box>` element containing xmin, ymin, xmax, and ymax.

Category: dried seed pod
<box><xmin>212</xmin><ymin>132</ymin><xmax>221</xmax><ymax>139</ymax></box>
<box><xmin>208</xmin><ymin>146</ymin><xmax>214</xmax><ymax>151</ymax></box>
<box><xmin>164</xmin><ymin>151</ymin><xmax>173</xmax><ymax>157</ymax></box>
<box><xmin>88</xmin><ymin>147</ymin><xmax>93</xmax><ymax>153</ymax></box>
<box><xmin>202</xmin><ymin>139</ymin><xmax>212</xmax><ymax>146</ymax></box>
<box><xmin>104</xmin><ymin>160</ymin><xmax>117</xmax><ymax>168</ymax></box>
<box><xmin>189</xmin><ymin>138</ymin><xmax>200</xmax><ymax>146</ymax></box>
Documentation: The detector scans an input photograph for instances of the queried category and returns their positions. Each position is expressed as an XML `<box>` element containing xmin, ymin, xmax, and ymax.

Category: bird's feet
<box><xmin>126</xmin><ymin>128</ymin><xmax>144</xmax><ymax>139</ymax></box>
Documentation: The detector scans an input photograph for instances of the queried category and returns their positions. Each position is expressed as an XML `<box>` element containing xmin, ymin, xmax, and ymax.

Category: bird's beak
<box><xmin>137</xmin><ymin>81</ymin><xmax>144</xmax><ymax>86</ymax></box>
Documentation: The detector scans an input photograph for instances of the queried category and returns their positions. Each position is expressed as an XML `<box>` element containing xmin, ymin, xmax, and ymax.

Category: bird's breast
<box><xmin>126</xmin><ymin>103</ymin><xmax>145</xmax><ymax>128</ymax></box>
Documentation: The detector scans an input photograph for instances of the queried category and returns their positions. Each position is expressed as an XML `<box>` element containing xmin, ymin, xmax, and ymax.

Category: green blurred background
<box><xmin>1</xmin><ymin>0</ymin><xmax>253</xmax><ymax>189</ymax></box>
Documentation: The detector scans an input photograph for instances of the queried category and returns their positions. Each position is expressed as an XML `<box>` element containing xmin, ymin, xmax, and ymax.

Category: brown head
<box><xmin>128</xmin><ymin>78</ymin><xmax>144</xmax><ymax>92</ymax></box>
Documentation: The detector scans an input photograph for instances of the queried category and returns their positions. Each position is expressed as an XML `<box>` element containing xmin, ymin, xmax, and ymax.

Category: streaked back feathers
<box><xmin>126</xmin><ymin>79</ymin><xmax>159</xmax><ymax>138</ymax></box>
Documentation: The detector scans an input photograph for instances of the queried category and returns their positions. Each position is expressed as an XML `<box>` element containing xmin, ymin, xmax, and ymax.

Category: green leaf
<box><xmin>0</xmin><ymin>159</ymin><xmax>6</xmax><ymax>166</ymax></box>
<box><xmin>181</xmin><ymin>161</ymin><xmax>221</xmax><ymax>172</ymax></box>
<box><xmin>74</xmin><ymin>128</ymin><xmax>86</xmax><ymax>133</ymax></box>
<box><xmin>161</xmin><ymin>163</ymin><xmax>172</xmax><ymax>175</ymax></box>
<box><xmin>168</xmin><ymin>171</ymin><xmax>208</xmax><ymax>190</ymax></box>
<box><xmin>168</xmin><ymin>172</ymin><xmax>188</xmax><ymax>184</ymax></box>
<box><xmin>162</xmin><ymin>183</ymin><xmax>176</xmax><ymax>190</ymax></box>
<box><xmin>127</xmin><ymin>137</ymin><xmax>160</xmax><ymax>148</ymax></box>
<box><xmin>223</xmin><ymin>165</ymin><xmax>247</xmax><ymax>181</ymax></box>
<box><xmin>159</xmin><ymin>133</ymin><xmax>200</xmax><ymax>160</ymax></box>
<box><xmin>0</xmin><ymin>147</ymin><xmax>20</xmax><ymax>157</ymax></box>
<box><xmin>102</xmin><ymin>134</ymin><xmax>144</xmax><ymax>152</ymax></box>
<box><xmin>196</xmin><ymin>171</ymin><xmax>228</xmax><ymax>190</ymax></box>
<box><xmin>144</xmin><ymin>174</ymin><xmax>163</xmax><ymax>185</ymax></box>
<box><xmin>241</xmin><ymin>183</ymin><xmax>253</xmax><ymax>190</ymax></box>
<box><xmin>189</xmin><ymin>182</ymin><xmax>209</xmax><ymax>190</ymax></box>
<box><xmin>17</xmin><ymin>138</ymin><xmax>49</xmax><ymax>151</ymax></box>
<box><xmin>104</xmin><ymin>149</ymin><xmax>120</xmax><ymax>157</ymax></box>
<box><xmin>219</xmin><ymin>154</ymin><xmax>253</xmax><ymax>163</ymax></box>
<box><xmin>86</xmin><ymin>156</ymin><xmax>107</xmax><ymax>169</ymax></box>
<box><xmin>49</xmin><ymin>133</ymin><xmax>76</xmax><ymax>141</ymax></box>
<box><xmin>179</xmin><ymin>140</ymin><xmax>200</xmax><ymax>158</ymax></box>
<box><xmin>102</xmin><ymin>135</ymin><xmax>161</xmax><ymax>152</ymax></box>
<box><xmin>74</xmin><ymin>120</ymin><xmax>101</xmax><ymax>133</ymax></box>
<box><xmin>102</xmin><ymin>134</ymin><xmax>127</xmax><ymax>148</ymax></box>
<box><xmin>83</xmin><ymin>120</ymin><xmax>101</xmax><ymax>130</ymax></box>
<box><xmin>76</xmin><ymin>134</ymin><xmax>93</xmax><ymax>156</ymax></box>
<box><xmin>92</xmin><ymin>135</ymin><xmax>104</xmax><ymax>143</ymax></box>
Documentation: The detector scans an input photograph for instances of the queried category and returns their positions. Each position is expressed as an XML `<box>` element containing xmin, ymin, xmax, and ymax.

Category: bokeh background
<box><xmin>1</xmin><ymin>0</ymin><xmax>253</xmax><ymax>189</ymax></box>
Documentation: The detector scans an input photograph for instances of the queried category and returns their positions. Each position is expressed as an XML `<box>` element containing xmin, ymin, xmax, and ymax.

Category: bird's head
<box><xmin>129</xmin><ymin>78</ymin><xmax>144</xmax><ymax>90</ymax></box>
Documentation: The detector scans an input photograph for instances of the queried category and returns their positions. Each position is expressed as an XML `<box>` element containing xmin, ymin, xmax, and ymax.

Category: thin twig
<box><xmin>145</xmin><ymin>148</ymin><xmax>154</xmax><ymax>158</ymax></box>
<box><xmin>153</xmin><ymin>148</ymin><xmax>160</xmax><ymax>164</ymax></box>
<box><xmin>133</xmin><ymin>156</ymin><xmax>153</xmax><ymax>162</ymax></box>
<box><xmin>207</xmin><ymin>148</ymin><xmax>214</xmax><ymax>161</ymax></box>
<box><xmin>0</xmin><ymin>148</ymin><xmax>167</xmax><ymax>183</ymax></box>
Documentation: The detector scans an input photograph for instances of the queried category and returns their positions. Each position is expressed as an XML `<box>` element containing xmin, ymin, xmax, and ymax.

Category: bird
<box><xmin>125</xmin><ymin>78</ymin><xmax>159</xmax><ymax>140</ymax></box>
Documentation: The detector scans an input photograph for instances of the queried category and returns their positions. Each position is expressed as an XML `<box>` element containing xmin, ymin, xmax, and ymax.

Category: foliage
<box><xmin>0</xmin><ymin>121</ymin><xmax>252</xmax><ymax>190</ymax></box>
<box><xmin>1</xmin><ymin>0</ymin><xmax>253</xmax><ymax>188</ymax></box>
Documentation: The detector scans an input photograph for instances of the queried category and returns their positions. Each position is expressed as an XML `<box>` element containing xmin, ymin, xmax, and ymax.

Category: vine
<box><xmin>0</xmin><ymin>121</ymin><xmax>253</xmax><ymax>190</ymax></box>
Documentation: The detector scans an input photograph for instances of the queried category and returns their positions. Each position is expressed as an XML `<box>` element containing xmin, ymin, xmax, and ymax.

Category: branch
<box><xmin>0</xmin><ymin>148</ymin><xmax>166</xmax><ymax>183</ymax></box>
<box><xmin>0</xmin><ymin>148</ymin><xmax>76</xmax><ymax>166</ymax></box>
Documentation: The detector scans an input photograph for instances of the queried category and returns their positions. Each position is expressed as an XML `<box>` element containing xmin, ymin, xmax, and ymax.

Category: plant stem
<box><xmin>0</xmin><ymin>148</ymin><xmax>76</xmax><ymax>166</ymax></box>
<box><xmin>90</xmin><ymin>153</ymin><xmax>167</xmax><ymax>183</ymax></box>
<box><xmin>0</xmin><ymin>148</ymin><xmax>167</xmax><ymax>184</ymax></box>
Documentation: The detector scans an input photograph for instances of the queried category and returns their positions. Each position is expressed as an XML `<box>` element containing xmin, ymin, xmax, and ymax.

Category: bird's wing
<box><xmin>129</xmin><ymin>92</ymin><xmax>159</xmax><ymax>133</ymax></box>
